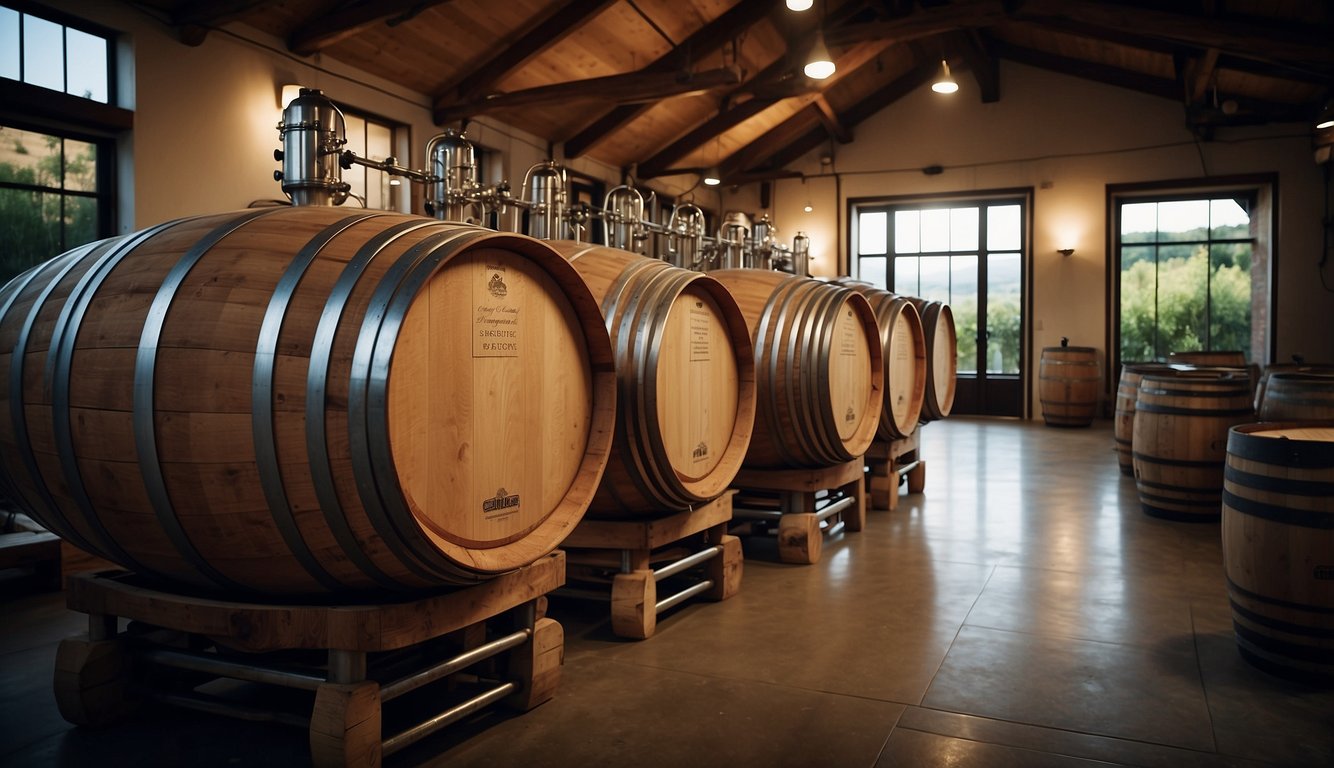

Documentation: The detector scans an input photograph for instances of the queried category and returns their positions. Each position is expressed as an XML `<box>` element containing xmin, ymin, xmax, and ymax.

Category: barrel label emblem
<box><xmin>689</xmin><ymin>304</ymin><xmax>712</xmax><ymax>362</ymax></box>
<box><xmin>475</xmin><ymin>262</ymin><xmax>520</xmax><ymax>358</ymax></box>
<box><xmin>693</xmin><ymin>441</ymin><xmax>709</xmax><ymax>462</ymax></box>
<box><xmin>1316</xmin><ymin>566</ymin><xmax>1334</xmax><ymax>581</ymax></box>
<box><xmin>846</xmin><ymin>406</ymin><xmax>856</xmax><ymax>423</ymax></box>
<box><xmin>483</xmin><ymin>487</ymin><xmax>521</xmax><ymax>517</ymax></box>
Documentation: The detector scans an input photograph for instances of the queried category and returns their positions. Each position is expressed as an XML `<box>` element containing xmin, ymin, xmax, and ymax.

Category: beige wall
<box><xmin>730</xmin><ymin>63</ymin><xmax>1332</xmax><ymax>413</ymax></box>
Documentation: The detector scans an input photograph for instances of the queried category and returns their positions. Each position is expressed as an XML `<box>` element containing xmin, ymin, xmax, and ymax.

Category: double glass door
<box><xmin>854</xmin><ymin>198</ymin><xmax>1027</xmax><ymax>417</ymax></box>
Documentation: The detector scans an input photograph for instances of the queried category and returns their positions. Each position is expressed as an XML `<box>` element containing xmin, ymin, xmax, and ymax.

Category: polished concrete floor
<box><xmin>3</xmin><ymin>417</ymin><xmax>1333</xmax><ymax>766</ymax></box>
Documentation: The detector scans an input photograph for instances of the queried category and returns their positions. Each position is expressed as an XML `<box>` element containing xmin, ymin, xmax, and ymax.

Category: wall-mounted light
<box><xmin>931</xmin><ymin>60</ymin><xmax>958</xmax><ymax>94</ymax></box>
<box><xmin>804</xmin><ymin>30</ymin><xmax>836</xmax><ymax>80</ymax></box>
<box><xmin>786</xmin><ymin>0</ymin><xmax>813</xmax><ymax>10</ymax></box>
<box><xmin>1057</xmin><ymin>248</ymin><xmax>1075</xmax><ymax>257</ymax></box>
<box><xmin>279</xmin><ymin>83</ymin><xmax>304</xmax><ymax>109</ymax></box>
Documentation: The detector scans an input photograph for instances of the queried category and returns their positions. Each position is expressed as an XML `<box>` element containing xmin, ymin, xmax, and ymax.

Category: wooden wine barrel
<box><xmin>1254</xmin><ymin>364</ymin><xmax>1334</xmax><ymax>413</ymax></box>
<box><xmin>1132</xmin><ymin>371</ymin><xmax>1254</xmax><ymax>520</ymax></box>
<box><xmin>833</xmin><ymin>281</ymin><xmax>926</xmax><ymax>440</ymax></box>
<box><xmin>906</xmin><ymin>298</ymin><xmax>957</xmax><ymax>422</ymax></box>
<box><xmin>1039</xmin><ymin>346</ymin><xmax>1101</xmax><ymax>427</ymax></box>
<box><xmin>0</xmin><ymin>207</ymin><xmax>616</xmax><ymax>595</ymax></box>
<box><xmin>706</xmin><ymin>270</ymin><xmax>882</xmax><ymax>468</ymax></box>
<box><xmin>1222</xmin><ymin>422</ymin><xmax>1334</xmax><ymax>683</ymax></box>
<box><xmin>546</xmin><ymin>242</ymin><xmax>756</xmax><ymax>515</ymax></box>
<box><xmin>1169</xmin><ymin>350</ymin><xmax>1247</xmax><ymax>367</ymax></box>
<box><xmin>1114</xmin><ymin>363</ymin><xmax>1172</xmax><ymax>475</ymax></box>
<box><xmin>1257</xmin><ymin>372</ymin><xmax>1334</xmax><ymax>421</ymax></box>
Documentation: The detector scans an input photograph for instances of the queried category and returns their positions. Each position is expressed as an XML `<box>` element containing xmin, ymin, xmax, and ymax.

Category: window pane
<box><xmin>920</xmin><ymin>209</ymin><xmax>949</xmax><ymax>252</ymax></box>
<box><xmin>987</xmin><ymin>204</ymin><xmax>1020</xmax><ymax>251</ymax></box>
<box><xmin>0</xmin><ymin>8</ymin><xmax>18</xmax><ymax>81</ymax></box>
<box><xmin>1158</xmin><ymin>199</ymin><xmax>1209</xmax><ymax>242</ymax></box>
<box><xmin>343</xmin><ymin>115</ymin><xmax>366</xmax><ymax>206</ymax></box>
<box><xmin>951</xmin><ymin>255</ymin><xmax>978</xmax><ymax>374</ymax></box>
<box><xmin>1121</xmin><ymin>202</ymin><xmax>1157</xmax><ymax>243</ymax></box>
<box><xmin>894</xmin><ymin>210</ymin><xmax>918</xmax><ymax>254</ymax></box>
<box><xmin>23</xmin><ymin>15</ymin><xmax>64</xmax><ymax>91</ymax></box>
<box><xmin>1210</xmin><ymin>243</ymin><xmax>1252</xmax><ymax>356</ymax></box>
<box><xmin>63</xmin><ymin>195</ymin><xmax>97</xmax><ymax>249</ymax></box>
<box><xmin>857</xmin><ymin>255</ymin><xmax>886</xmax><ymax>288</ymax></box>
<box><xmin>893</xmin><ymin>255</ymin><xmax>918</xmax><ymax>295</ymax></box>
<box><xmin>0</xmin><ymin>188</ymin><xmax>61</xmax><ymax>283</ymax></box>
<box><xmin>65</xmin><ymin>27</ymin><xmax>107</xmax><ymax>103</ymax></box>
<box><xmin>949</xmin><ymin>207</ymin><xmax>978</xmax><ymax>251</ymax></box>
<box><xmin>987</xmin><ymin>252</ymin><xmax>1021</xmax><ymax>374</ymax></box>
<box><xmin>918</xmin><ymin>255</ymin><xmax>950</xmax><ymax>303</ymax></box>
<box><xmin>858</xmin><ymin>211</ymin><xmax>886</xmax><ymax>255</ymax></box>
<box><xmin>1211</xmin><ymin>198</ymin><xmax>1249</xmax><ymax>239</ymax></box>
<box><xmin>0</xmin><ymin>126</ymin><xmax>59</xmax><ymax>186</ymax></box>
<box><xmin>63</xmin><ymin>138</ymin><xmax>97</xmax><ymax>192</ymax></box>
<box><xmin>1156</xmin><ymin>243</ymin><xmax>1207</xmax><ymax>358</ymax></box>
<box><xmin>1120</xmin><ymin>245</ymin><xmax>1156</xmax><ymax>362</ymax></box>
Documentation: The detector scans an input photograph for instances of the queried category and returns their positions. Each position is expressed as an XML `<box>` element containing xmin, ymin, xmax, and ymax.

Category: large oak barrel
<box><xmin>707</xmin><ymin>270</ymin><xmax>882</xmax><ymax>468</ymax></box>
<box><xmin>1039</xmin><ymin>345</ymin><xmax>1101</xmax><ymax>427</ymax></box>
<box><xmin>0</xmin><ymin>207</ymin><xmax>616</xmax><ymax>595</ymax></box>
<box><xmin>1114</xmin><ymin>363</ymin><xmax>1171</xmax><ymax>475</ymax></box>
<box><xmin>1254</xmin><ymin>364</ymin><xmax>1334</xmax><ymax>413</ymax></box>
<box><xmin>906</xmin><ymin>298</ymin><xmax>956</xmax><ymax>422</ymax></box>
<box><xmin>1257</xmin><ymin>372</ymin><xmax>1334</xmax><ymax>421</ymax></box>
<box><xmin>1132</xmin><ymin>371</ymin><xmax>1253</xmax><ymax>520</ymax></box>
<box><xmin>547</xmin><ymin>242</ymin><xmax>755</xmax><ymax>515</ymax></box>
<box><xmin>1169</xmin><ymin>350</ymin><xmax>1247</xmax><ymax>367</ymax></box>
<box><xmin>1222</xmin><ymin>422</ymin><xmax>1334</xmax><ymax>683</ymax></box>
<box><xmin>833</xmin><ymin>281</ymin><xmax>926</xmax><ymax>440</ymax></box>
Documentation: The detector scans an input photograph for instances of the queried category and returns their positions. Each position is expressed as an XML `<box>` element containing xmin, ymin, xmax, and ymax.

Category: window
<box><xmin>1112</xmin><ymin>182</ymin><xmax>1271</xmax><ymax>365</ymax></box>
<box><xmin>341</xmin><ymin>108</ymin><xmax>408</xmax><ymax>212</ymax></box>
<box><xmin>1</xmin><ymin>5</ymin><xmax>111</xmax><ymax>103</ymax></box>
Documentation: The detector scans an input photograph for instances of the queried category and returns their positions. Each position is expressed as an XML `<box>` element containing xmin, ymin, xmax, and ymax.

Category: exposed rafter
<box><xmin>825</xmin><ymin>0</ymin><xmax>1009</xmax><ymax>48</ymax></box>
<box><xmin>169</xmin><ymin>0</ymin><xmax>267</xmax><ymax>46</ymax></box>
<box><xmin>812</xmin><ymin>96</ymin><xmax>852</xmax><ymax>143</ymax></box>
<box><xmin>951</xmin><ymin>29</ymin><xmax>1000</xmax><ymax>103</ymax></box>
<box><xmin>289</xmin><ymin>0</ymin><xmax>452</xmax><ymax>56</ymax></box>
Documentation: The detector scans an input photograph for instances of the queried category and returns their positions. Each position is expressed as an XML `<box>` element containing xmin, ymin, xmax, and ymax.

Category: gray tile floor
<box><xmin>2</xmin><ymin>417</ymin><xmax>1332</xmax><ymax>766</ymax></box>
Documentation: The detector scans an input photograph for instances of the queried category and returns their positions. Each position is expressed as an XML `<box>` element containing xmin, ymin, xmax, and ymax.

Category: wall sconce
<box><xmin>1057</xmin><ymin>248</ymin><xmax>1075</xmax><ymax>257</ymax></box>
<box><xmin>279</xmin><ymin>83</ymin><xmax>303</xmax><ymax>109</ymax></box>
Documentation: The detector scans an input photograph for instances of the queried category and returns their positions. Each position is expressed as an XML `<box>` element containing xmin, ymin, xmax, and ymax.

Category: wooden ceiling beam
<box><xmin>988</xmin><ymin>40</ymin><xmax>1180</xmax><ymax>101</ymax></box>
<box><xmin>434</xmin><ymin>66</ymin><xmax>742</xmax><ymax>125</ymax></box>
<box><xmin>825</xmin><ymin>0</ymin><xmax>1009</xmax><ymax>48</ymax></box>
<box><xmin>812</xmin><ymin>96</ymin><xmax>852</xmax><ymax>143</ymax></box>
<box><xmin>289</xmin><ymin>0</ymin><xmax>453</xmax><ymax>56</ymax></box>
<box><xmin>562</xmin><ymin>0</ymin><xmax>777</xmax><ymax>159</ymax></box>
<box><xmin>169</xmin><ymin>0</ymin><xmax>267</xmax><ymax>46</ymax></box>
<box><xmin>1185</xmin><ymin>48</ymin><xmax>1221</xmax><ymax>105</ymax></box>
<box><xmin>441</xmin><ymin>0</ymin><xmax>618</xmax><ymax>106</ymax></box>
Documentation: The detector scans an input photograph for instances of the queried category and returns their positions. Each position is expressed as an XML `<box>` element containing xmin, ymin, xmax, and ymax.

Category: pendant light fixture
<box><xmin>786</xmin><ymin>0</ymin><xmax>813</xmax><ymax>10</ymax></box>
<box><xmin>805</xmin><ymin>30</ymin><xmax>836</xmax><ymax>80</ymax></box>
<box><xmin>932</xmin><ymin>60</ymin><xmax>958</xmax><ymax>94</ymax></box>
<box><xmin>703</xmin><ymin>170</ymin><xmax>721</xmax><ymax>186</ymax></box>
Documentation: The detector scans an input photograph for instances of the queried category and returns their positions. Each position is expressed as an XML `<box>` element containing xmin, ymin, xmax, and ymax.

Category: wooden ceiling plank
<box><xmin>988</xmin><ymin>40</ymin><xmax>1180</xmax><ymax>101</ymax></box>
<box><xmin>434</xmin><ymin>66</ymin><xmax>742</xmax><ymax>124</ymax></box>
<box><xmin>562</xmin><ymin>0</ymin><xmax>776</xmax><ymax>159</ymax></box>
<box><xmin>825</xmin><ymin>0</ymin><xmax>1009</xmax><ymax>48</ymax></box>
<box><xmin>289</xmin><ymin>0</ymin><xmax>454</xmax><ymax>56</ymax></box>
<box><xmin>955</xmin><ymin>29</ymin><xmax>1000</xmax><ymax>103</ymax></box>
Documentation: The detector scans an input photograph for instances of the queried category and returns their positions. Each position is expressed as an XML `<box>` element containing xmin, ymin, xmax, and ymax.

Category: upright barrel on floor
<box><xmin>1132</xmin><ymin>371</ymin><xmax>1253</xmax><ymax>520</ymax></box>
<box><xmin>833</xmin><ymin>281</ymin><xmax>927</xmax><ymax>440</ymax></box>
<box><xmin>1113</xmin><ymin>363</ymin><xmax>1171</xmax><ymax>475</ymax></box>
<box><xmin>1256</xmin><ymin>372</ymin><xmax>1334</xmax><ymax>421</ymax></box>
<box><xmin>0</xmin><ymin>207</ymin><xmax>617</xmax><ymax>595</ymax></box>
<box><xmin>547</xmin><ymin>242</ymin><xmax>756</xmax><ymax>515</ymax></box>
<box><xmin>1222</xmin><ymin>422</ymin><xmax>1334</xmax><ymax>683</ymax></box>
<box><xmin>707</xmin><ymin>270</ymin><xmax>883</xmax><ymax>469</ymax></box>
<box><xmin>1254</xmin><ymin>364</ymin><xmax>1334</xmax><ymax>413</ymax></box>
<box><xmin>1039</xmin><ymin>345</ymin><xmax>1101</xmax><ymax>427</ymax></box>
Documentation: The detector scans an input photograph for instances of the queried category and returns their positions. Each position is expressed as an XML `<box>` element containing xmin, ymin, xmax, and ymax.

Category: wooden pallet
<box><xmin>0</xmin><ymin>529</ymin><xmax>61</xmax><ymax>589</ymax></box>
<box><xmin>55</xmin><ymin>553</ymin><xmax>566</xmax><ymax>768</ymax></box>
<box><xmin>865</xmin><ymin>431</ymin><xmax>926</xmax><ymax>511</ymax></box>
<box><xmin>729</xmin><ymin>458</ymin><xmax>866</xmax><ymax>565</ymax></box>
<box><xmin>559</xmin><ymin>492</ymin><xmax>742</xmax><ymax>640</ymax></box>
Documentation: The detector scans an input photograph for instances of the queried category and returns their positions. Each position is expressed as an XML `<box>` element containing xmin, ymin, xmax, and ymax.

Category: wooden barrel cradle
<box><xmin>1169</xmin><ymin>350</ymin><xmax>1247</xmax><ymax>367</ymax></box>
<box><xmin>706</xmin><ymin>270</ymin><xmax>882</xmax><ymax>469</ymax></box>
<box><xmin>1039</xmin><ymin>346</ymin><xmax>1101</xmax><ymax>427</ymax></box>
<box><xmin>1132</xmin><ymin>371</ymin><xmax>1254</xmax><ymax>521</ymax></box>
<box><xmin>1257</xmin><ymin>372</ymin><xmax>1334</xmax><ymax>422</ymax></box>
<box><xmin>833</xmin><ymin>281</ymin><xmax>927</xmax><ymax>440</ymax></box>
<box><xmin>906</xmin><ymin>298</ymin><xmax>957</xmax><ymax>422</ymax></box>
<box><xmin>0</xmin><ymin>207</ymin><xmax>616</xmax><ymax>596</ymax></box>
<box><xmin>546</xmin><ymin>242</ymin><xmax>756</xmax><ymax>515</ymax></box>
<box><xmin>1254</xmin><ymin>364</ymin><xmax>1334</xmax><ymax>413</ymax></box>
<box><xmin>1114</xmin><ymin>363</ymin><xmax>1172</xmax><ymax>475</ymax></box>
<box><xmin>1222</xmin><ymin>423</ymin><xmax>1334</xmax><ymax>683</ymax></box>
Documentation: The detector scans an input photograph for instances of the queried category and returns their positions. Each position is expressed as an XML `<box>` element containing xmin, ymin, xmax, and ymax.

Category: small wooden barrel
<box><xmin>707</xmin><ymin>270</ymin><xmax>883</xmax><ymax>469</ymax></box>
<box><xmin>0</xmin><ymin>207</ymin><xmax>616</xmax><ymax>595</ymax></box>
<box><xmin>906</xmin><ymin>298</ymin><xmax>957</xmax><ymax>422</ymax></box>
<box><xmin>1222</xmin><ymin>422</ymin><xmax>1334</xmax><ymax>683</ymax></box>
<box><xmin>1114</xmin><ymin>363</ymin><xmax>1172</xmax><ymax>475</ymax></box>
<box><xmin>547</xmin><ymin>242</ymin><xmax>756</xmax><ymax>515</ymax></box>
<box><xmin>1257</xmin><ymin>372</ymin><xmax>1334</xmax><ymax>421</ymax></box>
<box><xmin>1132</xmin><ymin>371</ymin><xmax>1254</xmax><ymax>520</ymax></box>
<box><xmin>1039</xmin><ymin>346</ymin><xmax>1101</xmax><ymax>427</ymax></box>
<box><xmin>1254</xmin><ymin>364</ymin><xmax>1334</xmax><ymax>412</ymax></box>
<box><xmin>1169</xmin><ymin>350</ymin><xmax>1247</xmax><ymax>367</ymax></box>
<box><xmin>834</xmin><ymin>282</ymin><xmax>927</xmax><ymax>440</ymax></box>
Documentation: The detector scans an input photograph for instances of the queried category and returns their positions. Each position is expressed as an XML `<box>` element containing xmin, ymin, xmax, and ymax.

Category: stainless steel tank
<box><xmin>522</xmin><ymin>161</ymin><xmax>566</xmax><ymax>240</ymax></box>
<box><xmin>425</xmin><ymin>129</ymin><xmax>477</xmax><ymax>221</ymax></box>
<box><xmin>603</xmin><ymin>185</ymin><xmax>645</xmax><ymax>252</ymax></box>
<box><xmin>274</xmin><ymin>88</ymin><xmax>350</xmax><ymax>206</ymax></box>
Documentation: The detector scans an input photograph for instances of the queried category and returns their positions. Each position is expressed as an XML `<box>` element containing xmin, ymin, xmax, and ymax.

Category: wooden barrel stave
<box><xmin>0</xmin><ymin>207</ymin><xmax>617</xmax><ymax>596</ymax></box>
<box><xmin>1222</xmin><ymin>423</ymin><xmax>1334</xmax><ymax>682</ymax></box>
<box><xmin>1039</xmin><ymin>346</ymin><xmax>1101</xmax><ymax>427</ymax></box>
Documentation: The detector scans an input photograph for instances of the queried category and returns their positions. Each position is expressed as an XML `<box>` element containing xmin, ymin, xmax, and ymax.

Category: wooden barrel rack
<box><xmin>864</xmin><ymin>430</ymin><xmax>927</xmax><ymax>512</ymax></box>
<box><xmin>556</xmin><ymin>492</ymin><xmax>742</xmax><ymax>640</ymax></box>
<box><xmin>728</xmin><ymin>459</ymin><xmax>867</xmax><ymax>565</ymax></box>
<box><xmin>53</xmin><ymin>553</ymin><xmax>566</xmax><ymax>768</ymax></box>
